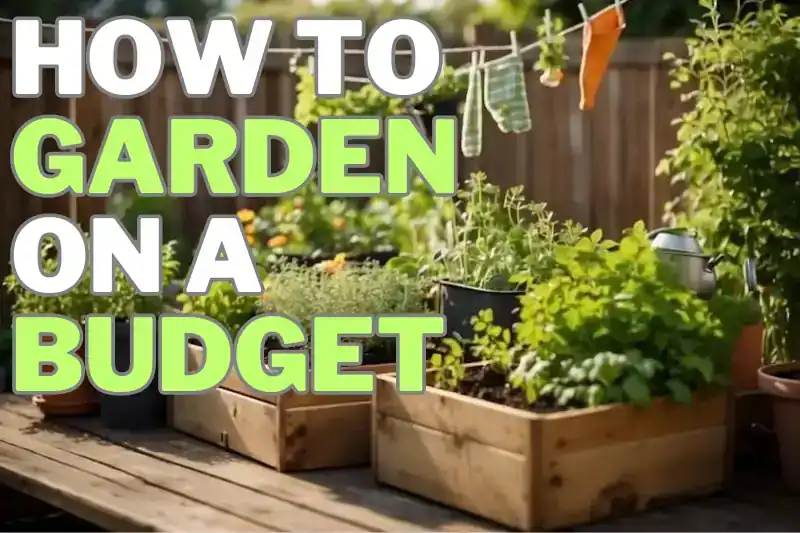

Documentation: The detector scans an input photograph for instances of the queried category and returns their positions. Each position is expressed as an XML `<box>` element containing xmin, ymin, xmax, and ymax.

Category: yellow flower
<box><xmin>237</xmin><ymin>208</ymin><xmax>255</xmax><ymax>224</ymax></box>
<box><xmin>332</xmin><ymin>216</ymin><xmax>346</xmax><ymax>231</ymax></box>
<box><xmin>246</xmin><ymin>234</ymin><xmax>255</xmax><ymax>245</ymax></box>
<box><xmin>244</xmin><ymin>223</ymin><xmax>256</xmax><ymax>235</ymax></box>
<box><xmin>319</xmin><ymin>253</ymin><xmax>347</xmax><ymax>275</ymax></box>
<box><xmin>268</xmin><ymin>235</ymin><xmax>288</xmax><ymax>248</ymax></box>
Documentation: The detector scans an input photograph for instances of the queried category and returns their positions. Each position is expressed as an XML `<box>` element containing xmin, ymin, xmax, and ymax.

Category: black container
<box><xmin>418</xmin><ymin>99</ymin><xmax>461</xmax><ymax>139</ymax></box>
<box><xmin>276</xmin><ymin>249</ymin><xmax>398</xmax><ymax>267</ymax></box>
<box><xmin>99</xmin><ymin>319</ymin><xmax>166</xmax><ymax>430</ymax></box>
<box><xmin>439</xmin><ymin>281</ymin><xmax>525</xmax><ymax>341</ymax></box>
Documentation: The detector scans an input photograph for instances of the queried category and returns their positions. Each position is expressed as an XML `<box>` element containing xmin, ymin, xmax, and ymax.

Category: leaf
<box><xmin>680</xmin><ymin>354</ymin><xmax>715</xmax><ymax>383</ymax></box>
<box><xmin>666</xmin><ymin>378</ymin><xmax>693</xmax><ymax>405</ymax></box>
<box><xmin>590</xmin><ymin>229</ymin><xmax>603</xmax><ymax>244</ymax></box>
<box><xmin>621</xmin><ymin>374</ymin><xmax>652</xmax><ymax>406</ymax></box>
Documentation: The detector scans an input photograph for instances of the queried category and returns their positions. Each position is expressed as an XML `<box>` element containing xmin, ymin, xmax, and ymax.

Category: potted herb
<box><xmin>260</xmin><ymin>259</ymin><xmax>427</xmax><ymax>365</ymax></box>
<box><xmin>388</xmin><ymin>172</ymin><xmax>583</xmax><ymax>341</ymax></box>
<box><xmin>96</xmin><ymin>241</ymin><xmax>181</xmax><ymax>430</ymax></box>
<box><xmin>534</xmin><ymin>11</ymin><xmax>568</xmax><ymax>88</ymax></box>
<box><xmin>660</xmin><ymin>2</ymin><xmax>800</xmax><ymax>490</ymax></box>
<box><xmin>4</xmin><ymin>238</ymin><xmax>99</xmax><ymax>416</ymax></box>
<box><xmin>373</xmin><ymin>223</ymin><xmax>736</xmax><ymax>529</ymax></box>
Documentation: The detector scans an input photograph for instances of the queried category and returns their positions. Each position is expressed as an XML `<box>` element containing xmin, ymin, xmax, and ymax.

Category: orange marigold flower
<box><xmin>237</xmin><ymin>208</ymin><xmax>255</xmax><ymax>224</ymax></box>
<box><xmin>268</xmin><ymin>235</ymin><xmax>288</xmax><ymax>248</ymax></box>
<box><xmin>246</xmin><ymin>234</ymin><xmax>255</xmax><ymax>246</ymax></box>
<box><xmin>332</xmin><ymin>216</ymin><xmax>346</xmax><ymax>231</ymax></box>
<box><xmin>244</xmin><ymin>223</ymin><xmax>256</xmax><ymax>235</ymax></box>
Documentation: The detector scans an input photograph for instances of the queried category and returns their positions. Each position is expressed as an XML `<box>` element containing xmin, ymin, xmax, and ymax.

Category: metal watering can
<box><xmin>647</xmin><ymin>228</ymin><xmax>725</xmax><ymax>300</ymax></box>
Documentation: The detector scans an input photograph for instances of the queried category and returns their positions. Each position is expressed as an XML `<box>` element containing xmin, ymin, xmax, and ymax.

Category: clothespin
<box><xmin>470</xmin><ymin>51</ymin><xmax>479</xmax><ymax>69</ymax></box>
<box><xmin>615</xmin><ymin>0</ymin><xmax>627</xmax><ymax>28</ymax></box>
<box><xmin>544</xmin><ymin>9</ymin><xmax>553</xmax><ymax>42</ymax></box>
<box><xmin>289</xmin><ymin>51</ymin><xmax>301</xmax><ymax>74</ymax></box>
<box><xmin>479</xmin><ymin>49</ymin><xmax>486</xmax><ymax>66</ymax></box>
<box><xmin>509</xmin><ymin>31</ymin><xmax>519</xmax><ymax>55</ymax></box>
<box><xmin>307</xmin><ymin>55</ymin><xmax>315</xmax><ymax>76</ymax></box>
<box><xmin>578</xmin><ymin>3</ymin><xmax>589</xmax><ymax>22</ymax></box>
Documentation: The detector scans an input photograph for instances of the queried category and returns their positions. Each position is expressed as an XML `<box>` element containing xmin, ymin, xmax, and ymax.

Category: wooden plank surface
<box><xmin>0</xmin><ymin>395</ymin><xmax>495</xmax><ymax>532</ymax></box>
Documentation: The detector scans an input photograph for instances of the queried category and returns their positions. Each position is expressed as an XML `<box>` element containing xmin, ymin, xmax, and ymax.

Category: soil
<box><xmin>774</xmin><ymin>370</ymin><xmax>800</xmax><ymax>380</ymax></box>
<box><xmin>454</xmin><ymin>365</ymin><xmax>562</xmax><ymax>413</ymax></box>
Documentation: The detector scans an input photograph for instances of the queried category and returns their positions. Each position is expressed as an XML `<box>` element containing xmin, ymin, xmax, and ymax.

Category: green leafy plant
<box><xmin>659</xmin><ymin>0</ymin><xmax>800</xmax><ymax>361</ymax></box>
<box><xmin>534</xmin><ymin>13</ymin><xmax>567</xmax><ymax>86</ymax></box>
<box><xmin>294</xmin><ymin>65</ymin><xmax>468</xmax><ymax>127</ymax></box>
<box><xmin>433</xmin><ymin>222</ymin><xmax>736</xmax><ymax>411</ymax></box>
<box><xmin>4</xmin><ymin>238</ymin><xmax>180</xmax><ymax>319</ymax></box>
<box><xmin>177</xmin><ymin>283</ymin><xmax>259</xmax><ymax>335</ymax></box>
<box><xmin>259</xmin><ymin>260</ymin><xmax>427</xmax><ymax>355</ymax></box>
<box><xmin>388</xmin><ymin>172</ymin><xmax>584</xmax><ymax>290</ymax></box>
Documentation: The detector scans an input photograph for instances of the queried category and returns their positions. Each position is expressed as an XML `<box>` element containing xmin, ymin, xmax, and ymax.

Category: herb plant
<box><xmin>434</xmin><ymin>222</ymin><xmax>736</xmax><ymax>411</ymax></box>
<box><xmin>389</xmin><ymin>172</ymin><xmax>584</xmax><ymax>290</ymax></box>
<box><xmin>659</xmin><ymin>0</ymin><xmax>800</xmax><ymax>361</ymax></box>
<box><xmin>177</xmin><ymin>283</ymin><xmax>259</xmax><ymax>335</ymax></box>
<box><xmin>259</xmin><ymin>261</ymin><xmax>427</xmax><ymax>355</ymax></box>
<box><xmin>4</xmin><ymin>238</ymin><xmax>181</xmax><ymax>319</ymax></box>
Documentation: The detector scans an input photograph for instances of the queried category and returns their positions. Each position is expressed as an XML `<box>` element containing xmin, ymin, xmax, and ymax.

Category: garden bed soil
<box><xmin>372</xmin><ymin>364</ymin><xmax>729</xmax><ymax>530</ymax></box>
<box><xmin>169</xmin><ymin>343</ymin><xmax>404</xmax><ymax>471</ymax></box>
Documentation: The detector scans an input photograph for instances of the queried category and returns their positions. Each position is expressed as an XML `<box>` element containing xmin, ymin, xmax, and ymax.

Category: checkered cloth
<box><xmin>483</xmin><ymin>55</ymin><xmax>532</xmax><ymax>134</ymax></box>
<box><xmin>461</xmin><ymin>63</ymin><xmax>483</xmax><ymax>158</ymax></box>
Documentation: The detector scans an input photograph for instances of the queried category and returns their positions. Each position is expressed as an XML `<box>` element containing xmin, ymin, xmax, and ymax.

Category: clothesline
<box><xmin>0</xmin><ymin>0</ymin><xmax>634</xmax><ymax>86</ymax></box>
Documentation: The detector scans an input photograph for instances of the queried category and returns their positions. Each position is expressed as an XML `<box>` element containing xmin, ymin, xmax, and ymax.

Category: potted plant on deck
<box><xmin>4</xmin><ymin>238</ymin><xmax>99</xmax><ymax>416</ymax></box>
<box><xmin>373</xmin><ymin>223</ymin><xmax>738</xmax><ymax>529</ymax></box>
<box><xmin>96</xmin><ymin>241</ymin><xmax>181</xmax><ymax>430</ymax></box>
<box><xmin>388</xmin><ymin>172</ymin><xmax>583</xmax><ymax>341</ymax></box>
<box><xmin>659</xmin><ymin>1</ymin><xmax>800</xmax><ymax>490</ymax></box>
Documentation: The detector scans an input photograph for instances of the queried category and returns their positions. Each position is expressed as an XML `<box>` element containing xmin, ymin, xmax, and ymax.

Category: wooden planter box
<box><xmin>373</xmin><ymin>370</ymin><xmax>729</xmax><ymax>530</ymax></box>
<box><xmin>170</xmin><ymin>343</ymin><xmax>395</xmax><ymax>472</ymax></box>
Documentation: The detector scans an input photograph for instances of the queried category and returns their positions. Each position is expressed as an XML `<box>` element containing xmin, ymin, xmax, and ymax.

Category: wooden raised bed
<box><xmin>373</xmin><ymin>369</ymin><xmax>729</xmax><ymax>530</ymax></box>
<box><xmin>170</xmin><ymin>343</ymin><xmax>395</xmax><ymax>472</ymax></box>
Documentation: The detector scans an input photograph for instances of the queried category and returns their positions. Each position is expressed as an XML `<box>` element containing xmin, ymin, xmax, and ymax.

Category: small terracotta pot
<box><xmin>758</xmin><ymin>362</ymin><xmax>800</xmax><ymax>491</ymax></box>
<box><xmin>732</xmin><ymin>322</ymin><xmax>765</xmax><ymax>390</ymax></box>
<box><xmin>32</xmin><ymin>335</ymin><xmax>98</xmax><ymax>417</ymax></box>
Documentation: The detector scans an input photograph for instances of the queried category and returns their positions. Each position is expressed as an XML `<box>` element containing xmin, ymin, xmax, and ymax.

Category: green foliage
<box><xmin>242</xmin><ymin>177</ymin><xmax>450</xmax><ymax>259</ymax></box>
<box><xmin>4</xmin><ymin>238</ymin><xmax>180</xmax><ymax>319</ymax></box>
<box><xmin>534</xmin><ymin>13</ymin><xmax>567</xmax><ymax>73</ymax></box>
<box><xmin>388</xmin><ymin>172</ymin><xmax>584</xmax><ymax>290</ymax></box>
<box><xmin>434</xmin><ymin>222</ymin><xmax>736</xmax><ymax>411</ymax></box>
<box><xmin>659</xmin><ymin>0</ymin><xmax>800</xmax><ymax>361</ymax></box>
<box><xmin>259</xmin><ymin>260</ymin><xmax>427</xmax><ymax>352</ymax></box>
<box><xmin>177</xmin><ymin>283</ymin><xmax>259</xmax><ymax>335</ymax></box>
<box><xmin>294</xmin><ymin>66</ymin><xmax>468</xmax><ymax>127</ymax></box>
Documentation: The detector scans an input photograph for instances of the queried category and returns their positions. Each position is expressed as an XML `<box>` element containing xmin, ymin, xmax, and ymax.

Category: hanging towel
<box><xmin>483</xmin><ymin>55</ymin><xmax>532</xmax><ymax>134</ymax></box>
<box><xmin>461</xmin><ymin>61</ymin><xmax>483</xmax><ymax>158</ymax></box>
<box><xmin>580</xmin><ymin>5</ymin><xmax>625</xmax><ymax>111</ymax></box>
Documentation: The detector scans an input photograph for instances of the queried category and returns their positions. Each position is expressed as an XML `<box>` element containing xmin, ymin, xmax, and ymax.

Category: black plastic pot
<box><xmin>99</xmin><ymin>319</ymin><xmax>166</xmax><ymax>430</ymax></box>
<box><xmin>417</xmin><ymin>98</ymin><xmax>461</xmax><ymax>139</ymax></box>
<box><xmin>439</xmin><ymin>281</ymin><xmax>524</xmax><ymax>341</ymax></box>
<box><xmin>276</xmin><ymin>249</ymin><xmax>398</xmax><ymax>267</ymax></box>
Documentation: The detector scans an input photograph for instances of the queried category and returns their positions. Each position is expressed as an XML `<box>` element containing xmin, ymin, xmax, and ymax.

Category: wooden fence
<box><xmin>0</xmin><ymin>22</ymin><xmax>688</xmax><ymax>308</ymax></box>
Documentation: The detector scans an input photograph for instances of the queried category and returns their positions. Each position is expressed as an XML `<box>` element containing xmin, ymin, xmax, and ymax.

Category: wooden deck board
<box><xmin>0</xmin><ymin>395</ymin><xmax>495</xmax><ymax>532</ymax></box>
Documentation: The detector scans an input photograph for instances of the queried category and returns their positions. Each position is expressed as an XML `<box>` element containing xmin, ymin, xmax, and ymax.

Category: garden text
<box><xmin>9</xmin><ymin>16</ymin><xmax>454</xmax><ymax>395</ymax></box>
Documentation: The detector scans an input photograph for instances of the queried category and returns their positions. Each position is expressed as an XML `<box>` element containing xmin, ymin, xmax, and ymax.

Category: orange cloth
<box><xmin>579</xmin><ymin>5</ymin><xmax>625</xmax><ymax>111</ymax></box>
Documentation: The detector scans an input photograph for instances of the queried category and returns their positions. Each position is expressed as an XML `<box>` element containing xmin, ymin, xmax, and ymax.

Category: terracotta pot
<box><xmin>32</xmin><ymin>335</ymin><xmax>98</xmax><ymax>417</ymax></box>
<box><xmin>732</xmin><ymin>322</ymin><xmax>765</xmax><ymax>390</ymax></box>
<box><xmin>758</xmin><ymin>362</ymin><xmax>800</xmax><ymax>491</ymax></box>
